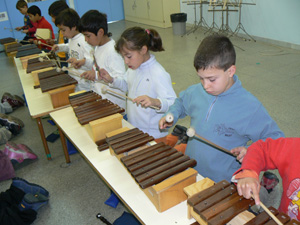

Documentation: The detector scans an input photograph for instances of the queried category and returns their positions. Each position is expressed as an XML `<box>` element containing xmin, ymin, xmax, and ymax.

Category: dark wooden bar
<box><xmin>0</xmin><ymin>37</ymin><xmax>16</xmax><ymax>45</ymax></box>
<box><xmin>26</xmin><ymin>61</ymin><xmax>56</xmax><ymax>73</ymax></box>
<box><xmin>39</xmin><ymin>74</ymin><xmax>78</xmax><ymax>92</ymax></box>
<box><xmin>38</xmin><ymin>69</ymin><xmax>66</xmax><ymax>80</ymax></box>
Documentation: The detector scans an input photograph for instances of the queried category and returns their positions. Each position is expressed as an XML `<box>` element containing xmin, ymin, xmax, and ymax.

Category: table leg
<box><xmin>58</xmin><ymin>127</ymin><xmax>70</xmax><ymax>164</ymax></box>
<box><xmin>36</xmin><ymin>117</ymin><xmax>51</xmax><ymax>160</ymax></box>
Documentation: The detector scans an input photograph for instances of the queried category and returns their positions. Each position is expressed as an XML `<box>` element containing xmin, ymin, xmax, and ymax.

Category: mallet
<box><xmin>38</xmin><ymin>57</ymin><xmax>68</xmax><ymax>63</ymax></box>
<box><xmin>37</xmin><ymin>41</ymin><xmax>53</xmax><ymax>49</ymax></box>
<box><xmin>165</xmin><ymin>113</ymin><xmax>174</xmax><ymax>123</ymax></box>
<box><xmin>186</xmin><ymin>127</ymin><xmax>235</xmax><ymax>157</ymax></box>
<box><xmin>101</xmin><ymin>86</ymin><xmax>160</xmax><ymax>110</ymax></box>
<box><xmin>250</xmin><ymin>193</ymin><xmax>283</xmax><ymax>225</ymax></box>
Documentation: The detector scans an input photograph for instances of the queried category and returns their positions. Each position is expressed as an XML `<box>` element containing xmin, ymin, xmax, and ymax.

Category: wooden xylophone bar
<box><xmin>39</xmin><ymin>74</ymin><xmax>78</xmax><ymax>92</ymax></box>
<box><xmin>120</xmin><ymin>141</ymin><xmax>197</xmax><ymax>189</ymax></box>
<box><xmin>26</xmin><ymin>61</ymin><xmax>56</xmax><ymax>73</ymax></box>
<box><xmin>6</xmin><ymin>43</ymin><xmax>22</xmax><ymax>53</ymax></box>
<box><xmin>69</xmin><ymin>91</ymin><xmax>102</xmax><ymax>107</ymax></box>
<box><xmin>76</xmin><ymin>104</ymin><xmax>117</xmax><ymax>119</ymax></box>
<box><xmin>16</xmin><ymin>46</ymin><xmax>41</xmax><ymax>58</ymax></box>
<box><xmin>0</xmin><ymin>37</ymin><xmax>16</xmax><ymax>45</ymax></box>
<box><xmin>188</xmin><ymin>180</ymin><xmax>255</xmax><ymax>225</ymax></box>
<box><xmin>77</xmin><ymin>105</ymin><xmax>124</xmax><ymax>125</ymax></box>
<box><xmin>38</xmin><ymin>68</ymin><xmax>66</xmax><ymax>80</ymax></box>
<box><xmin>245</xmin><ymin>207</ymin><xmax>300</xmax><ymax>225</ymax></box>
<box><xmin>73</xmin><ymin>100</ymin><xmax>112</xmax><ymax>115</ymax></box>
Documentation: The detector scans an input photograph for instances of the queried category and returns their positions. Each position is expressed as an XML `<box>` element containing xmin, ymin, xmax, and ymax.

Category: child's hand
<box><xmin>231</xmin><ymin>146</ymin><xmax>247</xmax><ymax>162</ymax></box>
<box><xmin>72</xmin><ymin>59</ymin><xmax>85</xmax><ymax>69</ymax></box>
<box><xmin>22</xmin><ymin>29</ymin><xmax>28</xmax><ymax>34</ymax></box>
<box><xmin>159</xmin><ymin>116</ymin><xmax>173</xmax><ymax>130</ymax></box>
<box><xmin>47</xmin><ymin>39</ymin><xmax>55</xmax><ymax>45</ymax></box>
<box><xmin>81</xmin><ymin>70</ymin><xmax>95</xmax><ymax>81</ymax></box>
<box><xmin>133</xmin><ymin>95</ymin><xmax>161</xmax><ymax>109</ymax></box>
<box><xmin>15</xmin><ymin>27</ymin><xmax>22</xmax><ymax>31</ymax></box>
<box><xmin>52</xmin><ymin>44</ymin><xmax>59</xmax><ymax>52</ymax></box>
<box><xmin>237</xmin><ymin>177</ymin><xmax>260</xmax><ymax>205</ymax></box>
<box><xmin>99</xmin><ymin>68</ymin><xmax>113</xmax><ymax>83</ymax></box>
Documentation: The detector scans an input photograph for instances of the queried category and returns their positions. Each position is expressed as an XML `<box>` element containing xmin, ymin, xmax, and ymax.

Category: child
<box><xmin>159</xmin><ymin>35</ymin><xmax>284</xmax><ymax>182</ymax></box>
<box><xmin>51</xmin><ymin>8</ymin><xmax>93</xmax><ymax>92</ymax></box>
<box><xmin>232</xmin><ymin>137</ymin><xmax>300</xmax><ymax>221</ymax></box>
<box><xmin>15</xmin><ymin>0</ymin><xmax>37</xmax><ymax>44</ymax></box>
<box><xmin>99</xmin><ymin>27</ymin><xmax>177</xmax><ymax>139</ymax></box>
<box><xmin>80</xmin><ymin>10</ymin><xmax>126</xmax><ymax>110</ymax></box>
<box><xmin>27</xmin><ymin>5</ymin><xmax>55</xmax><ymax>51</ymax></box>
<box><xmin>48</xmin><ymin>1</ymin><xmax>69</xmax><ymax>64</ymax></box>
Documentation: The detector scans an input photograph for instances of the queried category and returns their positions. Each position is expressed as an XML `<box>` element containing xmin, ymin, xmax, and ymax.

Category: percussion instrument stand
<box><xmin>231</xmin><ymin>1</ymin><xmax>256</xmax><ymax>41</ymax></box>
<box><xmin>185</xmin><ymin>1</ymin><xmax>200</xmax><ymax>35</ymax></box>
<box><xmin>196</xmin><ymin>1</ymin><xmax>210</xmax><ymax>30</ymax></box>
<box><xmin>205</xmin><ymin>5</ymin><xmax>219</xmax><ymax>35</ymax></box>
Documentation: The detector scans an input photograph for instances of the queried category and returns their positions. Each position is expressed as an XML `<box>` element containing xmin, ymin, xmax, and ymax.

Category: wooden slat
<box><xmin>135</xmin><ymin>155</ymin><xmax>190</xmax><ymax>183</ymax></box>
<box><xmin>106</xmin><ymin>128</ymin><xmax>140</xmax><ymax>142</ymax></box>
<box><xmin>139</xmin><ymin>159</ymin><xmax>197</xmax><ymax>189</ymax></box>
<box><xmin>187</xmin><ymin>180</ymin><xmax>230</xmax><ymax>207</ymax></box>
<box><xmin>207</xmin><ymin>197</ymin><xmax>255</xmax><ymax>225</ymax></box>
<box><xmin>114</xmin><ymin>135</ymin><xmax>154</xmax><ymax>155</ymax></box>
<box><xmin>193</xmin><ymin>184</ymin><xmax>237</xmax><ymax>215</ymax></box>
<box><xmin>244</xmin><ymin>207</ymin><xmax>279</xmax><ymax>225</ymax></box>
<box><xmin>39</xmin><ymin>74</ymin><xmax>78</xmax><ymax>92</ymax></box>
<box><xmin>264</xmin><ymin>212</ymin><xmax>290</xmax><ymax>225</ymax></box>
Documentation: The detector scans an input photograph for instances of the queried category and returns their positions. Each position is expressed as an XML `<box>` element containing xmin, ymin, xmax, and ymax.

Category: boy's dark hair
<box><xmin>79</xmin><ymin>10</ymin><xmax>111</xmax><ymax>37</ymax></box>
<box><xmin>115</xmin><ymin>27</ymin><xmax>164</xmax><ymax>53</ymax></box>
<box><xmin>16</xmin><ymin>0</ymin><xmax>27</xmax><ymax>10</ymax></box>
<box><xmin>48</xmin><ymin>1</ymin><xmax>69</xmax><ymax>17</ymax></box>
<box><xmin>194</xmin><ymin>35</ymin><xmax>236</xmax><ymax>71</ymax></box>
<box><xmin>55</xmin><ymin>8</ymin><xmax>80</xmax><ymax>29</ymax></box>
<box><xmin>27</xmin><ymin>5</ymin><xmax>41</xmax><ymax>17</ymax></box>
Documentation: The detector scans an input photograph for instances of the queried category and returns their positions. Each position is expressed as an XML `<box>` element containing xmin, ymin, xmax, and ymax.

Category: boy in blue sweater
<box><xmin>159</xmin><ymin>35</ymin><xmax>284</xmax><ymax>182</ymax></box>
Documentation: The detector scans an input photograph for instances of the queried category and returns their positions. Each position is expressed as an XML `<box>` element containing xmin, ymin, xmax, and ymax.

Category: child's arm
<box><xmin>99</xmin><ymin>68</ymin><xmax>128</xmax><ymax>93</ymax></box>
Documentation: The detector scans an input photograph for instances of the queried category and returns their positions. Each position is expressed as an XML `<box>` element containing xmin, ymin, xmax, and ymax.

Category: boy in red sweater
<box><xmin>27</xmin><ymin>5</ymin><xmax>55</xmax><ymax>50</ymax></box>
<box><xmin>232</xmin><ymin>137</ymin><xmax>300</xmax><ymax>221</ymax></box>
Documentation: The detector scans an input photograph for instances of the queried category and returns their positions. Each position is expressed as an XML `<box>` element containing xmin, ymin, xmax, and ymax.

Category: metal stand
<box><xmin>231</xmin><ymin>2</ymin><xmax>256</xmax><ymax>41</ymax></box>
<box><xmin>205</xmin><ymin>5</ymin><xmax>219</xmax><ymax>35</ymax></box>
<box><xmin>218</xmin><ymin>6</ymin><xmax>236</xmax><ymax>35</ymax></box>
<box><xmin>185</xmin><ymin>1</ymin><xmax>210</xmax><ymax>35</ymax></box>
<box><xmin>186</xmin><ymin>1</ymin><xmax>199</xmax><ymax>35</ymax></box>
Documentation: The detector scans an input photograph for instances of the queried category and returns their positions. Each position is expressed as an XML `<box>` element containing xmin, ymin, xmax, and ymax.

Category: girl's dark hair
<box><xmin>55</xmin><ymin>8</ymin><xmax>80</xmax><ymax>29</ymax></box>
<box><xmin>27</xmin><ymin>5</ymin><xmax>41</xmax><ymax>17</ymax></box>
<box><xmin>79</xmin><ymin>10</ymin><xmax>111</xmax><ymax>37</ymax></box>
<box><xmin>48</xmin><ymin>1</ymin><xmax>69</xmax><ymax>17</ymax></box>
<box><xmin>16</xmin><ymin>0</ymin><xmax>27</xmax><ymax>10</ymax></box>
<box><xmin>194</xmin><ymin>35</ymin><xmax>236</xmax><ymax>71</ymax></box>
<box><xmin>115</xmin><ymin>27</ymin><xmax>164</xmax><ymax>53</ymax></box>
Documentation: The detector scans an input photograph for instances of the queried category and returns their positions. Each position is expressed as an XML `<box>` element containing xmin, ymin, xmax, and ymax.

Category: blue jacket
<box><xmin>168</xmin><ymin>75</ymin><xmax>284</xmax><ymax>182</ymax></box>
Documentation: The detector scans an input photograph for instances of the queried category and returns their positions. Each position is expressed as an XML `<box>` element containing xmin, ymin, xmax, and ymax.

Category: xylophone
<box><xmin>0</xmin><ymin>37</ymin><xmax>16</xmax><ymax>45</ymax></box>
<box><xmin>38</xmin><ymin>68</ymin><xmax>66</xmax><ymax>80</ymax></box>
<box><xmin>69</xmin><ymin>91</ymin><xmax>102</xmax><ymax>107</ymax></box>
<box><xmin>26</xmin><ymin>60</ymin><xmax>56</xmax><ymax>74</ymax></box>
<box><xmin>186</xmin><ymin>179</ymin><xmax>300</xmax><ymax>225</ymax></box>
<box><xmin>16</xmin><ymin>45</ymin><xmax>42</xmax><ymax>58</ymax></box>
<box><xmin>5</xmin><ymin>42</ymin><xmax>22</xmax><ymax>54</ymax></box>
<box><xmin>69</xmin><ymin>91</ymin><xmax>125</xmax><ymax>125</ymax></box>
<box><xmin>107</xmin><ymin>127</ymin><xmax>154</xmax><ymax>156</ymax></box>
<box><xmin>39</xmin><ymin>73</ymin><xmax>77</xmax><ymax>92</ymax></box>
<box><xmin>120</xmin><ymin>141</ymin><xmax>197</xmax><ymax>189</ymax></box>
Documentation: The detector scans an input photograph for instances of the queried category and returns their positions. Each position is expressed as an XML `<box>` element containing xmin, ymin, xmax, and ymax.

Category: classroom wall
<box><xmin>0</xmin><ymin>0</ymin><xmax>124</xmax><ymax>41</ymax></box>
<box><xmin>180</xmin><ymin>0</ymin><xmax>300</xmax><ymax>48</ymax></box>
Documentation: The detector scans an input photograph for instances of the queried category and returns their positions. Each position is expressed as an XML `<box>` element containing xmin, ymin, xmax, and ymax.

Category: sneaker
<box><xmin>0</xmin><ymin>126</ymin><xmax>12</xmax><ymax>144</ymax></box>
<box><xmin>12</xmin><ymin>177</ymin><xmax>49</xmax><ymax>197</ymax></box>
<box><xmin>1</xmin><ymin>92</ymin><xmax>14</xmax><ymax>103</ymax></box>
<box><xmin>1</xmin><ymin>93</ymin><xmax>25</xmax><ymax>109</ymax></box>
<box><xmin>0</xmin><ymin>113</ymin><xmax>24</xmax><ymax>135</ymax></box>
<box><xmin>3</xmin><ymin>142</ymin><xmax>37</xmax><ymax>163</ymax></box>
<box><xmin>18</xmin><ymin>193</ymin><xmax>49</xmax><ymax>212</ymax></box>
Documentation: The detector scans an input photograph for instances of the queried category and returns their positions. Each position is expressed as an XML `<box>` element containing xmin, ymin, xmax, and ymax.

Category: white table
<box><xmin>50</xmin><ymin>106</ymin><xmax>201</xmax><ymax>225</ymax></box>
<box><xmin>14</xmin><ymin>56</ymin><xmax>70</xmax><ymax>162</ymax></box>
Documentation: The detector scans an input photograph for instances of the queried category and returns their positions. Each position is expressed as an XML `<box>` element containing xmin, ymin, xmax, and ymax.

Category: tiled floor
<box><xmin>0</xmin><ymin>20</ymin><xmax>299</xmax><ymax>224</ymax></box>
